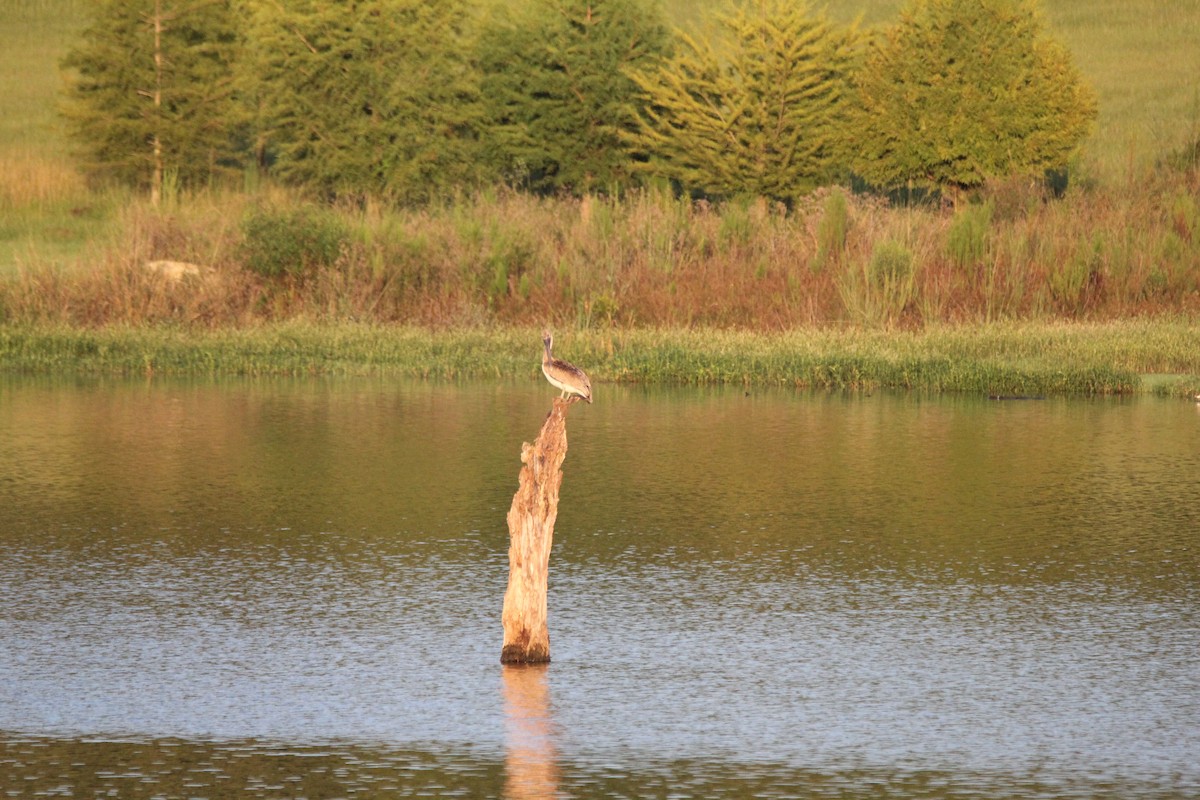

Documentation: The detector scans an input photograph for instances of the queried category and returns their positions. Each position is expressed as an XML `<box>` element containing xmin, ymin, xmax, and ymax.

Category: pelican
<box><xmin>541</xmin><ymin>330</ymin><xmax>592</xmax><ymax>404</ymax></box>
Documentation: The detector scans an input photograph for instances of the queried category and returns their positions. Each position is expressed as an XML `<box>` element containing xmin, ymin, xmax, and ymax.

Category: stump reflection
<box><xmin>502</xmin><ymin>663</ymin><xmax>559</xmax><ymax>800</ymax></box>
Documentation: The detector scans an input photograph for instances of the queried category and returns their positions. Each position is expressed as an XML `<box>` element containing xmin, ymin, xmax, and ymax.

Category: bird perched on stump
<box><xmin>541</xmin><ymin>330</ymin><xmax>592</xmax><ymax>404</ymax></box>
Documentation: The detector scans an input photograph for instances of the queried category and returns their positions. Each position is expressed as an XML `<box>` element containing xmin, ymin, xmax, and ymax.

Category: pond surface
<box><xmin>1</xmin><ymin>376</ymin><xmax>1198</xmax><ymax>798</ymax></box>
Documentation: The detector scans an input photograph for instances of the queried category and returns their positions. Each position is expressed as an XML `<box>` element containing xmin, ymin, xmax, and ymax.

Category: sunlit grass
<box><xmin>1045</xmin><ymin>0</ymin><xmax>1200</xmax><ymax>175</ymax></box>
<box><xmin>3</xmin><ymin>320</ymin><xmax>1195</xmax><ymax>396</ymax></box>
<box><xmin>0</xmin><ymin>0</ymin><xmax>96</xmax><ymax>272</ymax></box>
<box><xmin>0</xmin><ymin>0</ymin><xmax>85</xmax><ymax>153</ymax></box>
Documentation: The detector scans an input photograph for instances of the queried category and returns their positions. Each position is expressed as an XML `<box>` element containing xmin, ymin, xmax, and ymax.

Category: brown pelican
<box><xmin>541</xmin><ymin>330</ymin><xmax>592</xmax><ymax>403</ymax></box>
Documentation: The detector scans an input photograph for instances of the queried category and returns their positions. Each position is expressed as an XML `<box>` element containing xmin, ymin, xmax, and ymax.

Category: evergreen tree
<box><xmin>240</xmin><ymin>0</ymin><xmax>482</xmax><ymax>203</ymax></box>
<box><xmin>844</xmin><ymin>0</ymin><xmax>1097</xmax><ymax>193</ymax></box>
<box><xmin>628</xmin><ymin>0</ymin><xmax>857</xmax><ymax>201</ymax></box>
<box><xmin>477</xmin><ymin>0</ymin><xmax>671</xmax><ymax>194</ymax></box>
<box><xmin>61</xmin><ymin>0</ymin><xmax>244</xmax><ymax>198</ymax></box>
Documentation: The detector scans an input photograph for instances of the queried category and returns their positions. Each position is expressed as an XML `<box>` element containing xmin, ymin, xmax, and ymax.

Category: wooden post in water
<box><xmin>501</xmin><ymin>397</ymin><xmax>575</xmax><ymax>664</ymax></box>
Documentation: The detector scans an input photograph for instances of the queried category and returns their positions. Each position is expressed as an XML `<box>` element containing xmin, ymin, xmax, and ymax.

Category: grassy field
<box><xmin>0</xmin><ymin>0</ymin><xmax>99</xmax><ymax>270</ymax></box>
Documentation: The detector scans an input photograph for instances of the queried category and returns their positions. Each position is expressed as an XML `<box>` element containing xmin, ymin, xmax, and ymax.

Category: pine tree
<box><xmin>628</xmin><ymin>0</ymin><xmax>857</xmax><ymax>201</ymax></box>
<box><xmin>477</xmin><ymin>0</ymin><xmax>670</xmax><ymax>194</ymax></box>
<box><xmin>241</xmin><ymin>0</ymin><xmax>482</xmax><ymax>203</ymax></box>
<box><xmin>844</xmin><ymin>0</ymin><xmax>1098</xmax><ymax>193</ymax></box>
<box><xmin>61</xmin><ymin>0</ymin><xmax>244</xmax><ymax>199</ymax></box>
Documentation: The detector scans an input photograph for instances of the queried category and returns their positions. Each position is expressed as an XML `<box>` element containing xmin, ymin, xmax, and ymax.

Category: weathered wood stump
<box><xmin>501</xmin><ymin>397</ymin><xmax>575</xmax><ymax>663</ymax></box>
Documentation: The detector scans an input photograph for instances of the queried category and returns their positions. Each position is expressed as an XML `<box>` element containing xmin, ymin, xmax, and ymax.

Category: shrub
<box><xmin>839</xmin><ymin>238</ymin><xmax>917</xmax><ymax>326</ymax></box>
<box><xmin>869</xmin><ymin>239</ymin><xmax>914</xmax><ymax>287</ymax></box>
<box><xmin>947</xmin><ymin>202</ymin><xmax>993</xmax><ymax>272</ymax></box>
<box><xmin>815</xmin><ymin>189</ymin><xmax>850</xmax><ymax>270</ymax></box>
<box><xmin>844</xmin><ymin>0</ymin><xmax>1097</xmax><ymax>193</ymax></box>
<box><xmin>239</xmin><ymin>204</ymin><xmax>349</xmax><ymax>278</ymax></box>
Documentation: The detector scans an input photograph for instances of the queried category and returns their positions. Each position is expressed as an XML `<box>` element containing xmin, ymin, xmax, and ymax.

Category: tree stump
<box><xmin>501</xmin><ymin>397</ymin><xmax>575</xmax><ymax>663</ymax></box>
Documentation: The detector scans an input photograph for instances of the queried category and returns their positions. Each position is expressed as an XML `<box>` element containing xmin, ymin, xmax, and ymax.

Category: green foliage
<box><xmin>239</xmin><ymin>204</ymin><xmax>349</xmax><ymax>278</ymax></box>
<box><xmin>947</xmin><ymin>202</ymin><xmax>993</xmax><ymax>271</ymax></box>
<box><xmin>1047</xmin><ymin>231</ymin><xmax>1104</xmax><ymax>310</ymax></box>
<box><xmin>60</xmin><ymin>0</ymin><xmax>245</xmax><ymax>192</ymax></box>
<box><xmin>815</xmin><ymin>188</ymin><xmax>850</xmax><ymax>270</ymax></box>
<box><xmin>840</xmin><ymin>238</ymin><xmax>917</xmax><ymax>325</ymax></box>
<box><xmin>1169</xmin><ymin>190</ymin><xmax>1199</xmax><ymax>242</ymax></box>
<box><xmin>240</xmin><ymin>0</ymin><xmax>483</xmax><ymax>203</ymax></box>
<box><xmin>844</xmin><ymin>0</ymin><xmax>1098</xmax><ymax>192</ymax></box>
<box><xmin>477</xmin><ymin>0</ymin><xmax>671</xmax><ymax>194</ymax></box>
<box><xmin>868</xmin><ymin>239</ymin><xmax>914</xmax><ymax>287</ymax></box>
<box><xmin>629</xmin><ymin>0</ymin><xmax>857</xmax><ymax>201</ymax></box>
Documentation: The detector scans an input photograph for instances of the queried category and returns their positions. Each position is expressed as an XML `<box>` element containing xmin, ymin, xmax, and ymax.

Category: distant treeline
<box><xmin>61</xmin><ymin>0</ymin><xmax>1098</xmax><ymax>205</ymax></box>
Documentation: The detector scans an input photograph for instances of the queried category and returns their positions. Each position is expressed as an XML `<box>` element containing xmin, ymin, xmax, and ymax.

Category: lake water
<box><xmin>2</xmin><ymin>376</ymin><xmax>1198</xmax><ymax>798</ymax></box>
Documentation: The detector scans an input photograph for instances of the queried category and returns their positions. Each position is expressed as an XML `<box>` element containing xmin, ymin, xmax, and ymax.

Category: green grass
<box><xmin>0</xmin><ymin>0</ymin><xmax>86</xmax><ymax>153</ymax></box>
<box><xmin>1046</xmin><ymin>0</ymin><xmax>1200</xmax><ymax>175</ymax></box>
<box><xmin>0</xmin><ymin>0</ymin><xmax>93</xmax><ymax>272</ymax></box>
<box><xmin>2</xmin><ymin>320</ymin><xmax>1196</xmax><ymax>397</ymax></box>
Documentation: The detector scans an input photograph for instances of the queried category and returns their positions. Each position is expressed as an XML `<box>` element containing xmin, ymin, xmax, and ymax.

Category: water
<box><xmin>2</xmin><ymin>376</ymin><xmax>1198</xmax><ymax>798</ymax></box>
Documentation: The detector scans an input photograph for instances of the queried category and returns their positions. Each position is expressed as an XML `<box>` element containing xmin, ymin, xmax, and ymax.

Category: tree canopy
<box><xmin>59</xmin><ymin>0</ymin><xmax>1101</xmax><ymax>204</ymax></box>
<box><xmin>477</xmin><ymin>0</ymin><xmax>671</xmax><ymax>194</ymax></box>
<box><xmin>629</xmin><ymin>0</ymin><xmax>858</xmax><ymax>201</ymax></box>
<box><xmin>843</xmin><ymin>0</ymin><xmax>1098</xmax><ymax>192</ymax></box>
<box><xmin>61</xmin><ymin>0</ymin><xmax>244</xmax><ymax>195</ymax></box>
<box><xmin>239</xmin><ymin>0</ymin><xmax>483</xmax><ymax>203</ymax></box>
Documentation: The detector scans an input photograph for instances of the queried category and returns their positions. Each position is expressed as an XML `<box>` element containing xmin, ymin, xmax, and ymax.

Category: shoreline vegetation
<box><xmin>2</xmin><ymin>2</ymin><xmax>1198</xmax><ymax>398</ymax></box>
<box><xmin>2</xmin><ymin>320</ymin><xmax>1196</xmax><ymax>398</ymax></box>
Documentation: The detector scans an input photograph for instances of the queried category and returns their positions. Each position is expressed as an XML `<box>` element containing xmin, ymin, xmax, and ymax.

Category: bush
<box><xmin>844</xmin><ymin>0</ymin><xmax>1097</xmax><ymax>192</ymax></box>
<box><xmin>239</xmin><ymin>204</ymin><xmax>350</xmax><ymax>278</ymax></box>
<box><xmin>839</xmin><ymin>238</ymin><xmax>917</xmax><ymax>326</ymax></box>
<box><xmin>947</xmin><ymin>202</ymin><xmax>993</xmax><ymax>272</ymax></box>
<box><xmin>868</xmin><ymin>239</ymin><xmax>914</xmax><ymax>287</ymax></box>
<box><xmin>815</xmin><ymin>189</ymin><xmax>850</xmax><ymax>271</ymax></box>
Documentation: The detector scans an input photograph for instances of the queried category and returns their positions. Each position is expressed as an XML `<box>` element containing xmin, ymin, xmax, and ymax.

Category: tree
<box><xmin>240</xmin><ymin>0</ymin><xmax>483</xmax><ymax>203</ymax></box>
<box><xmin>627</xmin><ymin>0</ymin><xmax>858</xmax><ymax>201</ymax></box>
<box><xmin>477</xmin><ymin>0</ymin><xmax>671</xmax><ymax>194</ymax></box>
<box><xmin>843</xmin><ymin>0</ymin><xmax>1098</xmax><ymax>194</ymax></box>
<box><xmin>61</xmin><ymin>0</ymin><xmax>245</xmax><ymax>200</ymax></box>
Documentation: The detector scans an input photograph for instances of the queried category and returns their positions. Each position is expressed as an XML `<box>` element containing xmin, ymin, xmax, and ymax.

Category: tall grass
<box><xmin>4</xmin><ymin>175</ymin><xmax>1197</xmax><ymax>330</ymax></box>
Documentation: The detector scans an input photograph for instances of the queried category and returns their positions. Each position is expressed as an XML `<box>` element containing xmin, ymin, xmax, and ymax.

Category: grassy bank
<box><xmin>3</xmin><ymin>320</ymin><xmax>1197</xmax><ymax>397</ymax></box>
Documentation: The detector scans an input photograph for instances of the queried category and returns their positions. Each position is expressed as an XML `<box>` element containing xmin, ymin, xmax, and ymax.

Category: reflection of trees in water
<box><xmin>0</xmin><ymin>733</ymin><xmax>1176</xmax><ymax>797</ymax></box>
<box><xmin>0</xmin><ymin>736</ymin><xmax>507</xmax><ymax>798</ymax></box>
<box><xmin>503</xmin><ymin>662</ymin><xmax>560</xmax><ymax>799</ymax></box>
